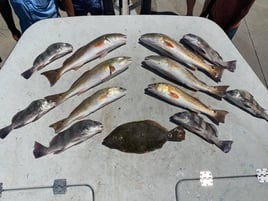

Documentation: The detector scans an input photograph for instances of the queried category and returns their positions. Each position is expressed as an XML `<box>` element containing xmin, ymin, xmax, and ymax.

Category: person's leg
<box><xmin>140</xmin><ymin>0</ymin><xmax>151</xmax><ymax>14</ymax></box>
<box><xmin>102</xmin><ymin>0</ymin><xmax>115</xmax><ymax>15</ymax></box>
<box><xmin>186</xmin><ymin>0</ymin><xmax>196</xmax><ymax>16</ymax></box>
<box><xmin>0</xmin><ymin>0</ymin><xmax>21</xmax><ymax>40</ymax></box>
<box><xmin>72</xmin><ymin>0</ymin><xmax>89</xmax><ymax>16</ymax></box>
<box><xmin>200</xmin><ymin>0</ymin><xmax>215</xmax><ymax>17</ymax></box>
<box><xmin>227</xmin><ymin>27</ymin><xmax>238</xmax><ymax>40</ymax></box>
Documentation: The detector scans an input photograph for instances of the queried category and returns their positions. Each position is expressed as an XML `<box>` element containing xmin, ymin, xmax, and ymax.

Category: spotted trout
<box><xmin>170</xmin><ymin>111</ymin><xmax>233</xmax><ymax>153</ymax></box>
<box><xmin>224</xmin><ymin>89</ymin><xmax>268</xmax><ymax>121</ymax></box>
<box><xmin>143</xmin><ymin>55</ymin><xmax>229</xmax><ymax>98</ymax></box>
<box><xmin>0</xmin><ymin>99</ymin><xmax>56</xmax><ymax>139</ymax></box>
<box><xmin>45</xmin><ymin>56</ymin><xmax>131</xmax><ymax>105</ymax></box>
<box><xmin>139</xmin><ymin>33</ymin><xmax>225</xmax><ymax>82</ymax></box>
<box><xmin>33</xmin><ymin>119</ymin><xmax>103</xmax><ymax>158</ymax></box>
<box><xmin>50</xmin><ymin>87</ymin><xmax>126</xmax><ymax>133</ymax></box>
<box><xmin>42</xmin><ymin>33</ymin><xmax>127</xmax><ymax>86</ymax></box>
<box><xmin>180</xmin><ymin>33</ymin><xmax>236</xmax><ymax>72</ymax></box>
<box><xmin>21</xmin><ymin>42</ymin><xmax>73</xmax><ymax>79</ymax></box>
<box><xmin>146</xmin><ymin>82</ymin><xmax>228</xmax><ymax>124</ymax></box>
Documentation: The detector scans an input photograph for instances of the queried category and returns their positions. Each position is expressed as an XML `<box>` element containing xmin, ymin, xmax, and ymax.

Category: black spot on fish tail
<box><xmin>21</xmin><ymin>68</ymin><xmax>34</xmax><ymax>79</ymax></box>
<box><xmin>33</xmin><ymin>141</ymin><xmax>49</xmax><ymax>158</ymax></box>
<box><xmin>0</xmin><ymin>125</ymin><xmax>13</xmax><ymax>139</ymax></box>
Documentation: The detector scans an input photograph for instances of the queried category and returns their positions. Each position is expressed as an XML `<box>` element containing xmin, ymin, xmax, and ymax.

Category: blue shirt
<box><xmin>10</xmin><ymin>0</ymin><xmax>59</xmax><ymax>32</ymax></box>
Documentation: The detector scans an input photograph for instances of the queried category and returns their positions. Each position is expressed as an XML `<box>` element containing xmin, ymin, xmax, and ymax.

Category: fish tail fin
<box><xmin>45</xmin><ymin>92</ymin><xmax>67</xmax><ymax>106</ymax></box>
<box><xmin>50</xmin><ymin>118</ymin><xmax>67</xmax><ymax>133</ymax></box>
<box><xmin>41</xmin><ymin>68</ymin><xmax>61</xmax><ymax>87</ymax></box>
<box><xmin>213</xmin><ymin>110</ymin><xmax>229</xmax><ymax>124</ymax></box>
<box><xmin>217</xmin><ymin>140</ymin><xmax>233</xmax><ymax>153</ymax></box>
<box><xmin>213</xmin><ymin>65</ymin><xmax>225</xmax><ymax>82</ymax></box>
<box><xmin>167</xmin><ymin>126</ymin><xmax>185</xmax><ymax>141</ymax></box>
<box><xmin>221</xmin><ymin>60</ymin><xmax>237</xmax><ymax>72</ymax></box>
<box><xmin>21</xmin><ymin>68</ymin><xmax>34</xmax><ymax>79</ymax></box>
<box><xmin>0</xmin><ymin>125</ymin><xmax>13</xmax><ymax>139</ymax></box>
<box><xmin>33</xmin><ymin>141</ymin><xmax>49</xmax><ymax>158</ymax></box>
<box><xmin>211</xmin><ymin>85</ymin><xmax>229</xmax><ymax>98</ymax></box>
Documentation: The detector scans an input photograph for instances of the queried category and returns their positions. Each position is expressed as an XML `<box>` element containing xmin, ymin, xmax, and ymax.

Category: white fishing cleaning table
<box><xmin>0</xmin><ymin>16</ymin><xmax>267</xmax><ymax>201</ymax></box>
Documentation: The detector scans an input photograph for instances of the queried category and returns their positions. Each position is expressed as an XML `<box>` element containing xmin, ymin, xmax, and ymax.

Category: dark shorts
<box><xmin>72</xmin><ymin>0</ymin><xmax>103</xmax><ymax>15</ymax></box>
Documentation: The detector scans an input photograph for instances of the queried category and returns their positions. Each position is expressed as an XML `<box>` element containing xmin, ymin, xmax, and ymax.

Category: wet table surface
<box><xmin>0</xmin><ymin>16</ymin><xmax>268</xmax><ymax>201</ymax></box>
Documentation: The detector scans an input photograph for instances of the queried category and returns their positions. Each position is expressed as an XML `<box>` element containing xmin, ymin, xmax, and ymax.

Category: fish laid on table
<box><xmin>102</xmin><ymin>120</ymin><xmax>185</xmax><ymax>154</ymax></box>
<box><xmin>143</xmin><ymin>55</ymin><xmax>229</xmax><ymax>98</ymax></box>
<box><xmin>145</xmin><ymin>82</ymin><xmax>228</xmax><ymax>124</ymax></box>
<box><xmin>33</xmin><ymin>119</ymin><xmax>103</xmax><ymax>158</ymax></box>
<box><xmin>180</xmin><ymin>33</ymin><xmax>236</xmax><ymax>72</ymax></box>
<box><xmin>224</xmin><ymin>89</ymin><xmax>268</xmax><ymax>121</ymax></box>
<box><xmin>0</xmin><ymin>99</ymin><xmax>56</xmax><ymax>139</ymax></box>
<box><xmin>170</xmin><ymin>111</ymin><xmax>233</xmax><ymax>153</ymax></box>
<box><xmin>45</xmin><ymin>56</ymin><xmax>131</xmax><ymax>106</ymax></box>
<box><xmin>50</xmin><ymin>87</ymin><xmax>126</xmax><ymax>133</ymax></box>
<box><xmin>139</xmin><ymin>33</ymin><xmax>225</xmax><ymax>82</ymax></box>
<box><xmin>41</xmin><ymin>33</ymin><xmax>127</xmax><ymax>86</ymax></box>
<box><xmin>21</xmin><ymin>42</ymin><xmax>73</xmax><ymax>79</ymax></box>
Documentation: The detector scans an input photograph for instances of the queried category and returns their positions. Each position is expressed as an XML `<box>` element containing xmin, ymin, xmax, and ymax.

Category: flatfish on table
<box><xmin>102</xmin><ymin>120</ymin><xmax>185</xmax><ymax>154</ymax></box>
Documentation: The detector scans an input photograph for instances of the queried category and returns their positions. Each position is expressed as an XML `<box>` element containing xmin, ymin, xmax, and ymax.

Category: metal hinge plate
<box><xmin>53</xmin><ymin>179</ymin><xmax>67</xmax><ymax>194</ymax></box>
<box><xmin>200</xmin><ymin>171</ymin><xmax>213</xmax><ymax>187</ymax></box>
<box><xmin>256</xmin><ymin>168</ymin><xmax>268</xmax><ymax>183</ymax></box>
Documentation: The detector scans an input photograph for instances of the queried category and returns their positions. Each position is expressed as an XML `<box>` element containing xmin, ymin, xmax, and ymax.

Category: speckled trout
<box><xmin>180</xmin><ymin>33</ymin><xmax>236</xmax><ymax>72</ymax></box>
<box><xmin>21</xmin><ymin>42</ymin><xmax>73</xmax><ymax>79</ymax></box>
<box><xmin>146</xmin><ymin>82</ymin><xmax>228</xmax><ymax>124</ymax></box>
<box><xmin>0</xmin><ymin>99</ymin><xmax>56</xmax><ymax>139</ymax></box>
<box><xmin>45</xmin><ymin>56</ymin><xmax>131</xmax><ymax>105</ymax></box>
<box><xmin>33</xmin><ymin>119</ymin><xmax>103</xmax><ymax>158</ymax></box>
<box><xmin>170</xmin><ymin>111</ymin><xmax>233</xmax><ymax>153</ymax></box>
<box><xmin>139</xmin><ymin>33</ymin><xmax>225</xmax><ymax>82</ymax></box>
<box><xmin>42</xmin><ymin>33</ymin><xmax>127</xmax><ymax>86</ymax></box>
<box><xmin>143</xmin><ymin>55</ymin><xmax>229</xmax><ymax>98</ymax></box>
<box><xmin>50</xmin><ymin>87</ymin><xmax>126</xmax><ymax>133</ymax></box>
